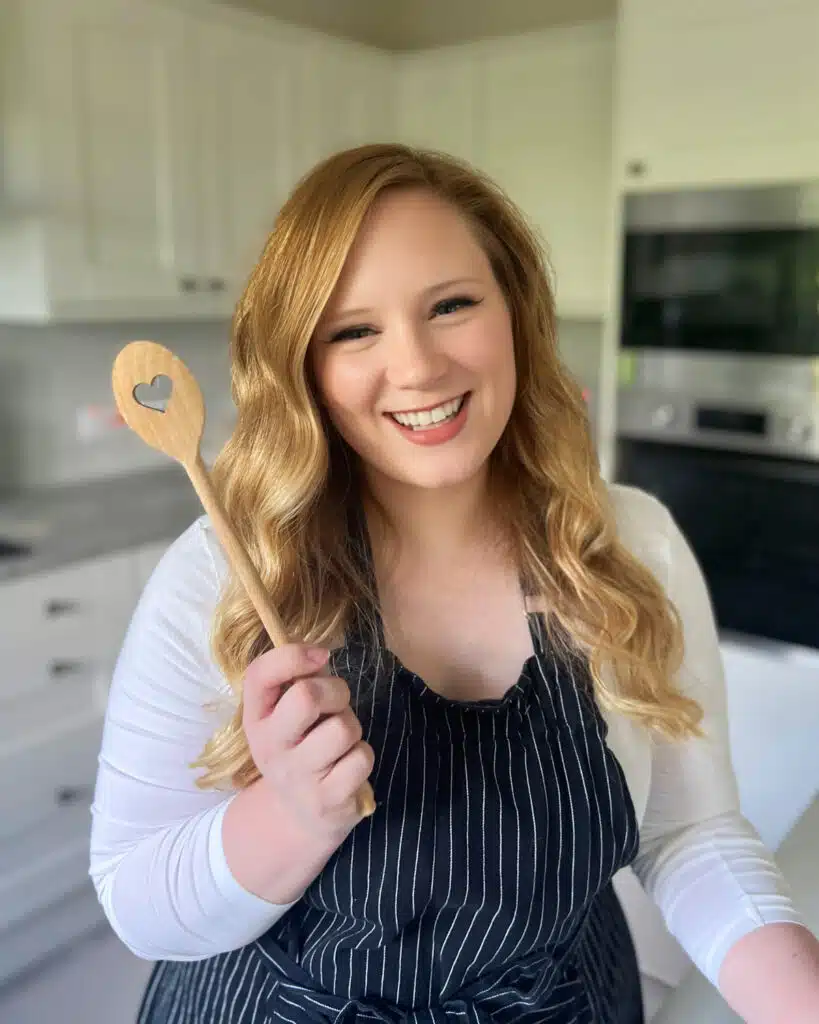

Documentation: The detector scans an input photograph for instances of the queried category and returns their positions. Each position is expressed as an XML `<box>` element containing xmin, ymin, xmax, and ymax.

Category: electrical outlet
<box><xmin>76</xmin><ymin>404</ymin><xmax>126</xmax><ymax>442</ymax></box>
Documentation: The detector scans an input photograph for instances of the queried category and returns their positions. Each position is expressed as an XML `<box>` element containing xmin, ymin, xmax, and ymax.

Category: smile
<box><xmin>388</xmin><ymin>394</ymin><xmax>467</xmax><ymax>430</ymax></box>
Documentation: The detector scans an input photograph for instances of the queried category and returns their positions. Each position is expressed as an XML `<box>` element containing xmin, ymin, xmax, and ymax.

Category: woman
<box><xmin>91</xmin><ymin>144</ymin><xmax>819</xmax><ymax>1023</ymax></box>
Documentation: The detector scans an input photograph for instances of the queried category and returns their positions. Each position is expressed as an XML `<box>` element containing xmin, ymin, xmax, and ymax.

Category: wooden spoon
<box><xmin>112</xmin><ymin>340</ymin><xmax>376</xmax><ymax>818</ymax></box>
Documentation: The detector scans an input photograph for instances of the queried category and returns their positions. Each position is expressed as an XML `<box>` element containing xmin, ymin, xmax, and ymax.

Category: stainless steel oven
<box><xmin>616</xmin><ymin>386</ymin><xmax>818</xmax><ymax>651</ymax></box>
<box><xmin>615</xmin><ymin>184</ymin><xmax>819</xmax><ymax>652</ymax></box>
<box><xmin>621</xmin><ymin>183</ymin><xmax>819</xmax><ymax>360</ymax></box>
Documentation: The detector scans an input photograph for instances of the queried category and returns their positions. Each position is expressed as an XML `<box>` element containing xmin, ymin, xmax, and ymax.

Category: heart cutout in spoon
<box><xmin>133</xmin><ymin>374</ymin><xmax>173</xmax><ymax>413</ymax></box>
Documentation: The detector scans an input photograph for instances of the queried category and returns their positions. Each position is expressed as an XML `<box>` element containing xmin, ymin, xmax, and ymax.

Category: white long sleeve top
<box><xmin>89</xmin><ymin>484</ymin><xmax>801</xmax><ymax>984</ymax></box>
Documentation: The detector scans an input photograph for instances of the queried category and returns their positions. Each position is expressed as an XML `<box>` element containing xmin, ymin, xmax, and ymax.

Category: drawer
<box><xmin>0</xmin><ymin>551</ymin><xmax>135</xmax><ymax>664</ymax></box>
<box><xmin>0</xmin><ymin>719</ymin><xmax>102</xmax><ymax>843</ymax></box>
<box><xmin>0</xmin><ymin>665</ymin><xmax>101</xmax><ymax>746</ymax></box>
<box><xmin>1</xmin><ymin>641</ymin><xmax>104</xmax><ymax>706</ymax></box>
<box><xmin>0</xmin><ymin>882</ymin><xmax>105</xmax><ymax>988</ymax></box>
<box><xmin>0</xmin><ymin>836</ymin><xmax>94</xmax><ymax>931</ymax></box>
<box><xmin>0</xmin><ymin>793</ymin><xmax>92</xmax><ymax>882</ymax></box>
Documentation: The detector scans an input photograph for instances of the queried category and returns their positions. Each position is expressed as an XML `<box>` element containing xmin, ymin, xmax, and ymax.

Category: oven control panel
<box><xmin>617</xmin><ymin>390</ymin><xmax>819</xmax><ymax>461</ymax></box>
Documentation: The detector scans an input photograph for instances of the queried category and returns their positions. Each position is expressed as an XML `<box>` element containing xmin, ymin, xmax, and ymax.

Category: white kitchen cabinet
<box><xmin>616</xmin><ymin>0</ymin><xmax>819</xmax><ymax>191</ymax></box>
<box><xmin>195</xmin><ymin>10</ymin><xmax>395</xmax><ymax>304</ymax></box>
<box><xmin>194</xmin><ymin>10</ymin><xmax>306</xmax><ymax>305</ymax></box>
<box><xmin>0</xmin><ymin>551</ymin><xmax>135</xmax><ymax>745</ymax></box>
<box><xmin>295</xmin><ymin>38</ymin><xmax>395</xmax><ymax>172</ymax></box>
<box><xmin>0</xmin><ymin>536</ymin><xmax>179</xmax><ymax>984</ymax></box>
<box><xmin>0</xmin><ymin>0</ymin><xmax>394</xmax><ymax>322</ymax></box>
<box><xmin>395</xmin><ymin>49</ymin><xmax>484</xmax><ymax>164</ymax></box>
<box><xmin>0</xmin><ymin>0</ymin><xmax>205</xmax><ymax>322</ymax></box>
<box><xmin>394</xmin><ymin>26</ymin><xmax>615</xmax><ymax>320</ymax></box>
<box><xmin>480</xmin><ymin>24</ymin><xmax>615</xmax><ymax>319</ymax></box>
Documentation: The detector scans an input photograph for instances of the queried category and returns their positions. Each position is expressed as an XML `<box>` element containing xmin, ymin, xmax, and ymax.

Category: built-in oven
<box><xmin>621</xmin><ymin>183</ymin><xmax>819</xmax><ymax>359</ymax></box>
<box><xmin>616</xmin><ymin>391</ymin><xmax>818</xmax><ymax>650</ymax></box>
<box><xmin>615</xmin><ymin>183</ymin><xmax>819</xmax><ymax>652</ymax></box>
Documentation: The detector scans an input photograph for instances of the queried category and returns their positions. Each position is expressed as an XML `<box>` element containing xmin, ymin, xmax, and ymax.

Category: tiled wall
<box><xmin>0</xmin><ymin>320</ymin><xmax>235</xmax><ymax>490</ymax></box>
<box><xmin>0</xmin><ymin>318</ymin><xmax>602</xmax><ymax>491</ymax></box>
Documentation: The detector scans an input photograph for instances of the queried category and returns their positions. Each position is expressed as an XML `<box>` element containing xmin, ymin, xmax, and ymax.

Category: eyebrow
<box><xmin>325</xmin><ymin>277</ymin><xmax>484</xmax><ymax>324</ymax></box>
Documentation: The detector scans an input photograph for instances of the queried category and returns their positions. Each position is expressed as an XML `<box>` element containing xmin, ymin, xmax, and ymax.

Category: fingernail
<box><xmin>307</xmin><ymin>647</ymin><xmax>330</xmax><ymax>665</ymax></box>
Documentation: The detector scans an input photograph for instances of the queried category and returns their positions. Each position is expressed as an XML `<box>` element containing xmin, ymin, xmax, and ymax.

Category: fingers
<box><xmin>321</xmin><ymin>742</ymin><xmax>376</xmax><ymax>811</ymax></box>
<box><xmin>242</xmin><ymin>644</ymin><xmax>330</xmax><ymax>723</ymax></box>
<box><xmin>273</xmin><ymin>675</ymin><xmax>352</xmax><ymax>744</ymax></box>
<box><xmin>296</xmin><ymin>707</ymin><xmax>363</xmax><ymax>774</ymax></box>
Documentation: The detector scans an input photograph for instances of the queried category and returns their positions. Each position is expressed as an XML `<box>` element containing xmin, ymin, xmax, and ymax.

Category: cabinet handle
<box><xmin>208</xmin><ymin>278</ymin><xmax>226</xmax><ymax>292</ymax></box>
<box><xmin>44</xmin><ymin>598</ymin><xmax>80</xmax><ymax>619</ymax></box>
<box><xmin>55</xmin><ymin>784</ymin><xmax>94</xmax><ymax>807</ymax></box>
<box><xmin>49</xmin><ymin>659</ymin><xmax>86</xmax><ymax>679</ymax></box>
<box><xmin>179</xmin><ymin>276</ymin><xmax>198</xmax><ymax>293</ymax></box>
<box><xmin>626</xmin><ymin>159</ymin><xmax>646</xmax><ymax>177</ymax></box>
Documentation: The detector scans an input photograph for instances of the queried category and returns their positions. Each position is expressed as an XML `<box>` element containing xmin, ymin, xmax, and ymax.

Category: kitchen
<box><xmin>0</xmin><ymin>0</ymin><xmax>818</xmax><ymax>1021</ymax></box>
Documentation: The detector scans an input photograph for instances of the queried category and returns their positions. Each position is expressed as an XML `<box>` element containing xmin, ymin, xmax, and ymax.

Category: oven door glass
<box><xmin>616</xmin><ymin>440</ymin><xmax>819</xmax><ymax>650</ymax></box>
<box><xmin>622</xmin><ymin>229</ymin><xmax>819</xmax><ymax>357</ymax></box>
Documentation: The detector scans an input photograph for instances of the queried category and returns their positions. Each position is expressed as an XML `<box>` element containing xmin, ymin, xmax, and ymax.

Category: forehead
<box><xmin>326</xmin><ymin>189</ymin><xmax>491</xmax><ymax>309</ymax></box>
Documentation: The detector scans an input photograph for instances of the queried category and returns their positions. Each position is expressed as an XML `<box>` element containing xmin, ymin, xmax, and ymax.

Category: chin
<box><xmin>383</xmin><ymin>453</ymin><xmax>492</xmax><ymax>492</ymax></box>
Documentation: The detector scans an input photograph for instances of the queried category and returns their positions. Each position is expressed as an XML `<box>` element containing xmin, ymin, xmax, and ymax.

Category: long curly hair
<box><xmin>193</xmin><ymin>143</ymin><xmax>701</xmax><ymax>790</ymax></box>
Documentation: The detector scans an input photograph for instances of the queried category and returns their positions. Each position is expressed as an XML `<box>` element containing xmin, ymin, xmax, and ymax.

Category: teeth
<box><xmin>391</xmin><ymin>395</ymin><xmax>465</xmax><ymax>429</ymax></box>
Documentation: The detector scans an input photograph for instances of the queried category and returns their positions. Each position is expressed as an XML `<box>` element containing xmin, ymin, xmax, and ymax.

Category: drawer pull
<box><xmin>45</xmin><ymin>599</ymin><xmax>80</xmax><ymax>619</ymax></box>
<box><xmin>49</xmin><ymin>659</ymin><xmax>86</xmax><ymax>679</ymax></box>
<box><xmin>55</xmin><ymin>785</ymin><xmax>94</xmax><ymax>807</ymax></box>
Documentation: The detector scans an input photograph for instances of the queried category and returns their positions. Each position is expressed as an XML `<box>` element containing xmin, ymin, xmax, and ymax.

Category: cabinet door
<box><xmin>395</xmin><ymin>49</ymin><xmax>483</xmax><ymax>164</ymax></box>
<box><xmin>617</xmin><ymin>0</ymin><xmax>819</xmax><ymax>190</ymax></box>
<box><xmin>295</xmin><ymin>38</ymin><xmax>395</xmax><ymax>175</ymax></box>
<box><xmin>35</xmin><ymin>0</ymin><xmax>201</xmax><ymax>313</ymax></box>
<box><xmin>481</xmin><ymin>26</ymin><xmax>614</xmax><ymax>319</ymax></box>
<box><xmin>196</xmin><ymin>12</ymin><xmax>305</xmax><ymax>305</ymax></box>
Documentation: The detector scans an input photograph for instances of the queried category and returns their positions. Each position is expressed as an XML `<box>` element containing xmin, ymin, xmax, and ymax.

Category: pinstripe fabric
<box><xmin>138</xmin><ymin>611</ymin><xmax>643</xmax><ymax>1023</ymax></box>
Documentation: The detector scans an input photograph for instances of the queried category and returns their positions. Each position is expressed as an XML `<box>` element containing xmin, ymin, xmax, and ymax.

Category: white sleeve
<box><xmin>89</xmin><ymin>518</ymin><xmax>296</xmax><ymax>961</ymax></box>
<box><xmin>631</xmin><ymin>498</ymin><xmax>803</xmax><ymax>986</ymax></box>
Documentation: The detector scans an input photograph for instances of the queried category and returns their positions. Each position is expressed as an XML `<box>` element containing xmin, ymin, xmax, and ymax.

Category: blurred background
<box><xmin>0</xmin><ymin>0</ymin><xmax>817</xmax><ymax>1021</ymax></box>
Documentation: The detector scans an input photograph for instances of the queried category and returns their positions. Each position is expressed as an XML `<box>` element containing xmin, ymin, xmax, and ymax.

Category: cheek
<box><xmin>313</xmin><ymin>354</ymin><xmax>375</xmax><ymax>428</ymax></box>
<box><xmin>467</xmin><ymin>309</ymin><xmax>516</xmax><ymax>383</ymax></box>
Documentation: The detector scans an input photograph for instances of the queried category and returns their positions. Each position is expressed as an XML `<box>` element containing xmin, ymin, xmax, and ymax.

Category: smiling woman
<box><xmin>89</xmin><ymin>144</ymin><xmax>818</xmax><ymax>1024</ymax></box>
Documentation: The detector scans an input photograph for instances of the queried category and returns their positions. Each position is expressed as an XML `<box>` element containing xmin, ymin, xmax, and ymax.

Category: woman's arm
<box><xmin>90</xmin><ymin>519</ymin><xmax>328</xmax><ymax>961</ymax></box>
<box><xmin>623</xmin><ymin>491</ymin><xmax>819</xmax><ymax>1018</ymax></box>
<box><xmin>719</xmin><ymin>923</ymin><xmax>819</xmax><ymax>1023</ymax></box>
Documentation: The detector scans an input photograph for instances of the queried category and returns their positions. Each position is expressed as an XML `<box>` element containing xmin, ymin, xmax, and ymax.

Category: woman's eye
<box><xmin>329</xmin><ymin>325</ymin><xmax>374</xmax><ymax>343</ymax></box>
<box><xmin>432</xmin><ymin>296</ymin><xmax>479</xmax><ymax>317</ymax></box>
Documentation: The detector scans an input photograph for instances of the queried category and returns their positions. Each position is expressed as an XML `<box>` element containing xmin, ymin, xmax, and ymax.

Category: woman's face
<box><xmin>311</xmin><ymin>189</ymin><xmax>517</xmax><ymax>495</ymax></box>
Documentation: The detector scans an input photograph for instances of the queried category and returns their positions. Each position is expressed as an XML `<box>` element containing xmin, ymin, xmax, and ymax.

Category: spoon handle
<box><xmin>187</xmin><ymin>454</ymin><xmax>289</xmax><ymax>647</ymax></box>
<box><xmin>186</xmin><ymin>455</ymin><xmax>377</xmax><ymax>819</ymax></box>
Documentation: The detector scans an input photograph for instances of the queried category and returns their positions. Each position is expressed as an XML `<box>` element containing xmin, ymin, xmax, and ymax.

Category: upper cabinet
<box><xmin>0</xmin><ymin>0</ymin><xmax>393</xmax><ymax>322</ymax></box>
<box><xmin>395</xmin><ymin>50</ymin><xmax>484</xmax><ymax>165</ymax></box>
<box><xmin>1</xmin><ymin>0</ymin><xmax>203</xmax><ymax>321</ymax></box>
<box><xmin>195</xmin><ymin>10</ymin><xmax>394</xmax><ymax>302</ymax></box>
<box><xmin>616</xmin><ymin>0</ymin><xmax>819</xmax><ymax>191</ymax></box>
<box><xmin>480</xmin><ymin>25</ymin><xmax>615</xmax><ymax>320</ymax></box>
<box><xmin>394</xmin><ymin>26</ymin><xmax>616</xmax><ymax>320</ymax></box>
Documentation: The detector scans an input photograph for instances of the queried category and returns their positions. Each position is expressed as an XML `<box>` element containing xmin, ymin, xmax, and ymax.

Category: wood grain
<box><xmin>112</xmin><ymin>340</ymin><xmax>376</xmax><ymax>818</ymax></box>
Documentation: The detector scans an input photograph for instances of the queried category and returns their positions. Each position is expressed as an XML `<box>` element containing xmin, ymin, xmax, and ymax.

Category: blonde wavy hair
<box><xmin>193</xmin><ymin>143</ymin><xmax>702</xmax><ymax>790</ymax></box>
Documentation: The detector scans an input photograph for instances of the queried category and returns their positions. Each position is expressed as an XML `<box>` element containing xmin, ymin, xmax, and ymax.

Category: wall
<box><xmin>0</xmin><ymin>318</ymin><xmax>603</xmax><ymax>491</ymax></box>
<box><xmin>224</xmin><ymin>0</ymin><xmax>615</xmax><ymax>50</ymax></box>
<box><xmin>0</xmin><ymin>321</ymin><xmax>235</xmax><ymax>490</ymax></box>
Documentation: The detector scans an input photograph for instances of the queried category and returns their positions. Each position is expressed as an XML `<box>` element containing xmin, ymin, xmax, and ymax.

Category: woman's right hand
<box><xmin>242</xmin><ymin>644</ymin><xmax>375</xmax><ymax>841</ymax></box>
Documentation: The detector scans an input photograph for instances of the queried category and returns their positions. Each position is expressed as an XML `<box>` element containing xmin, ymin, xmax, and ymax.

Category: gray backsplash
<box><xmin>0</xmin><ymin>320</ymin><xmax>235</xmax><ymax>490</ymax></box>
<box><xmin>0</xmin><ymin>317</ymin><xmax>602</xmax><ymax>491</ymax></box>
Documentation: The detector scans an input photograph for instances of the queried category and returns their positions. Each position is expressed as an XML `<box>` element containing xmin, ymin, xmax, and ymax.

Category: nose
<box><xmin>385</xmin><ymin>320</ymin><xmax>448</xmax><ymax>389</ymax></box>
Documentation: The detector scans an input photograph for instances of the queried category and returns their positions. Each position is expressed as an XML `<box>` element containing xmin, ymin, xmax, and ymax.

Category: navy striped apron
<box><xmin>138</xmin><ymin>609</ymin><xmax>644</xmax><ymax>1023</ymax></box>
